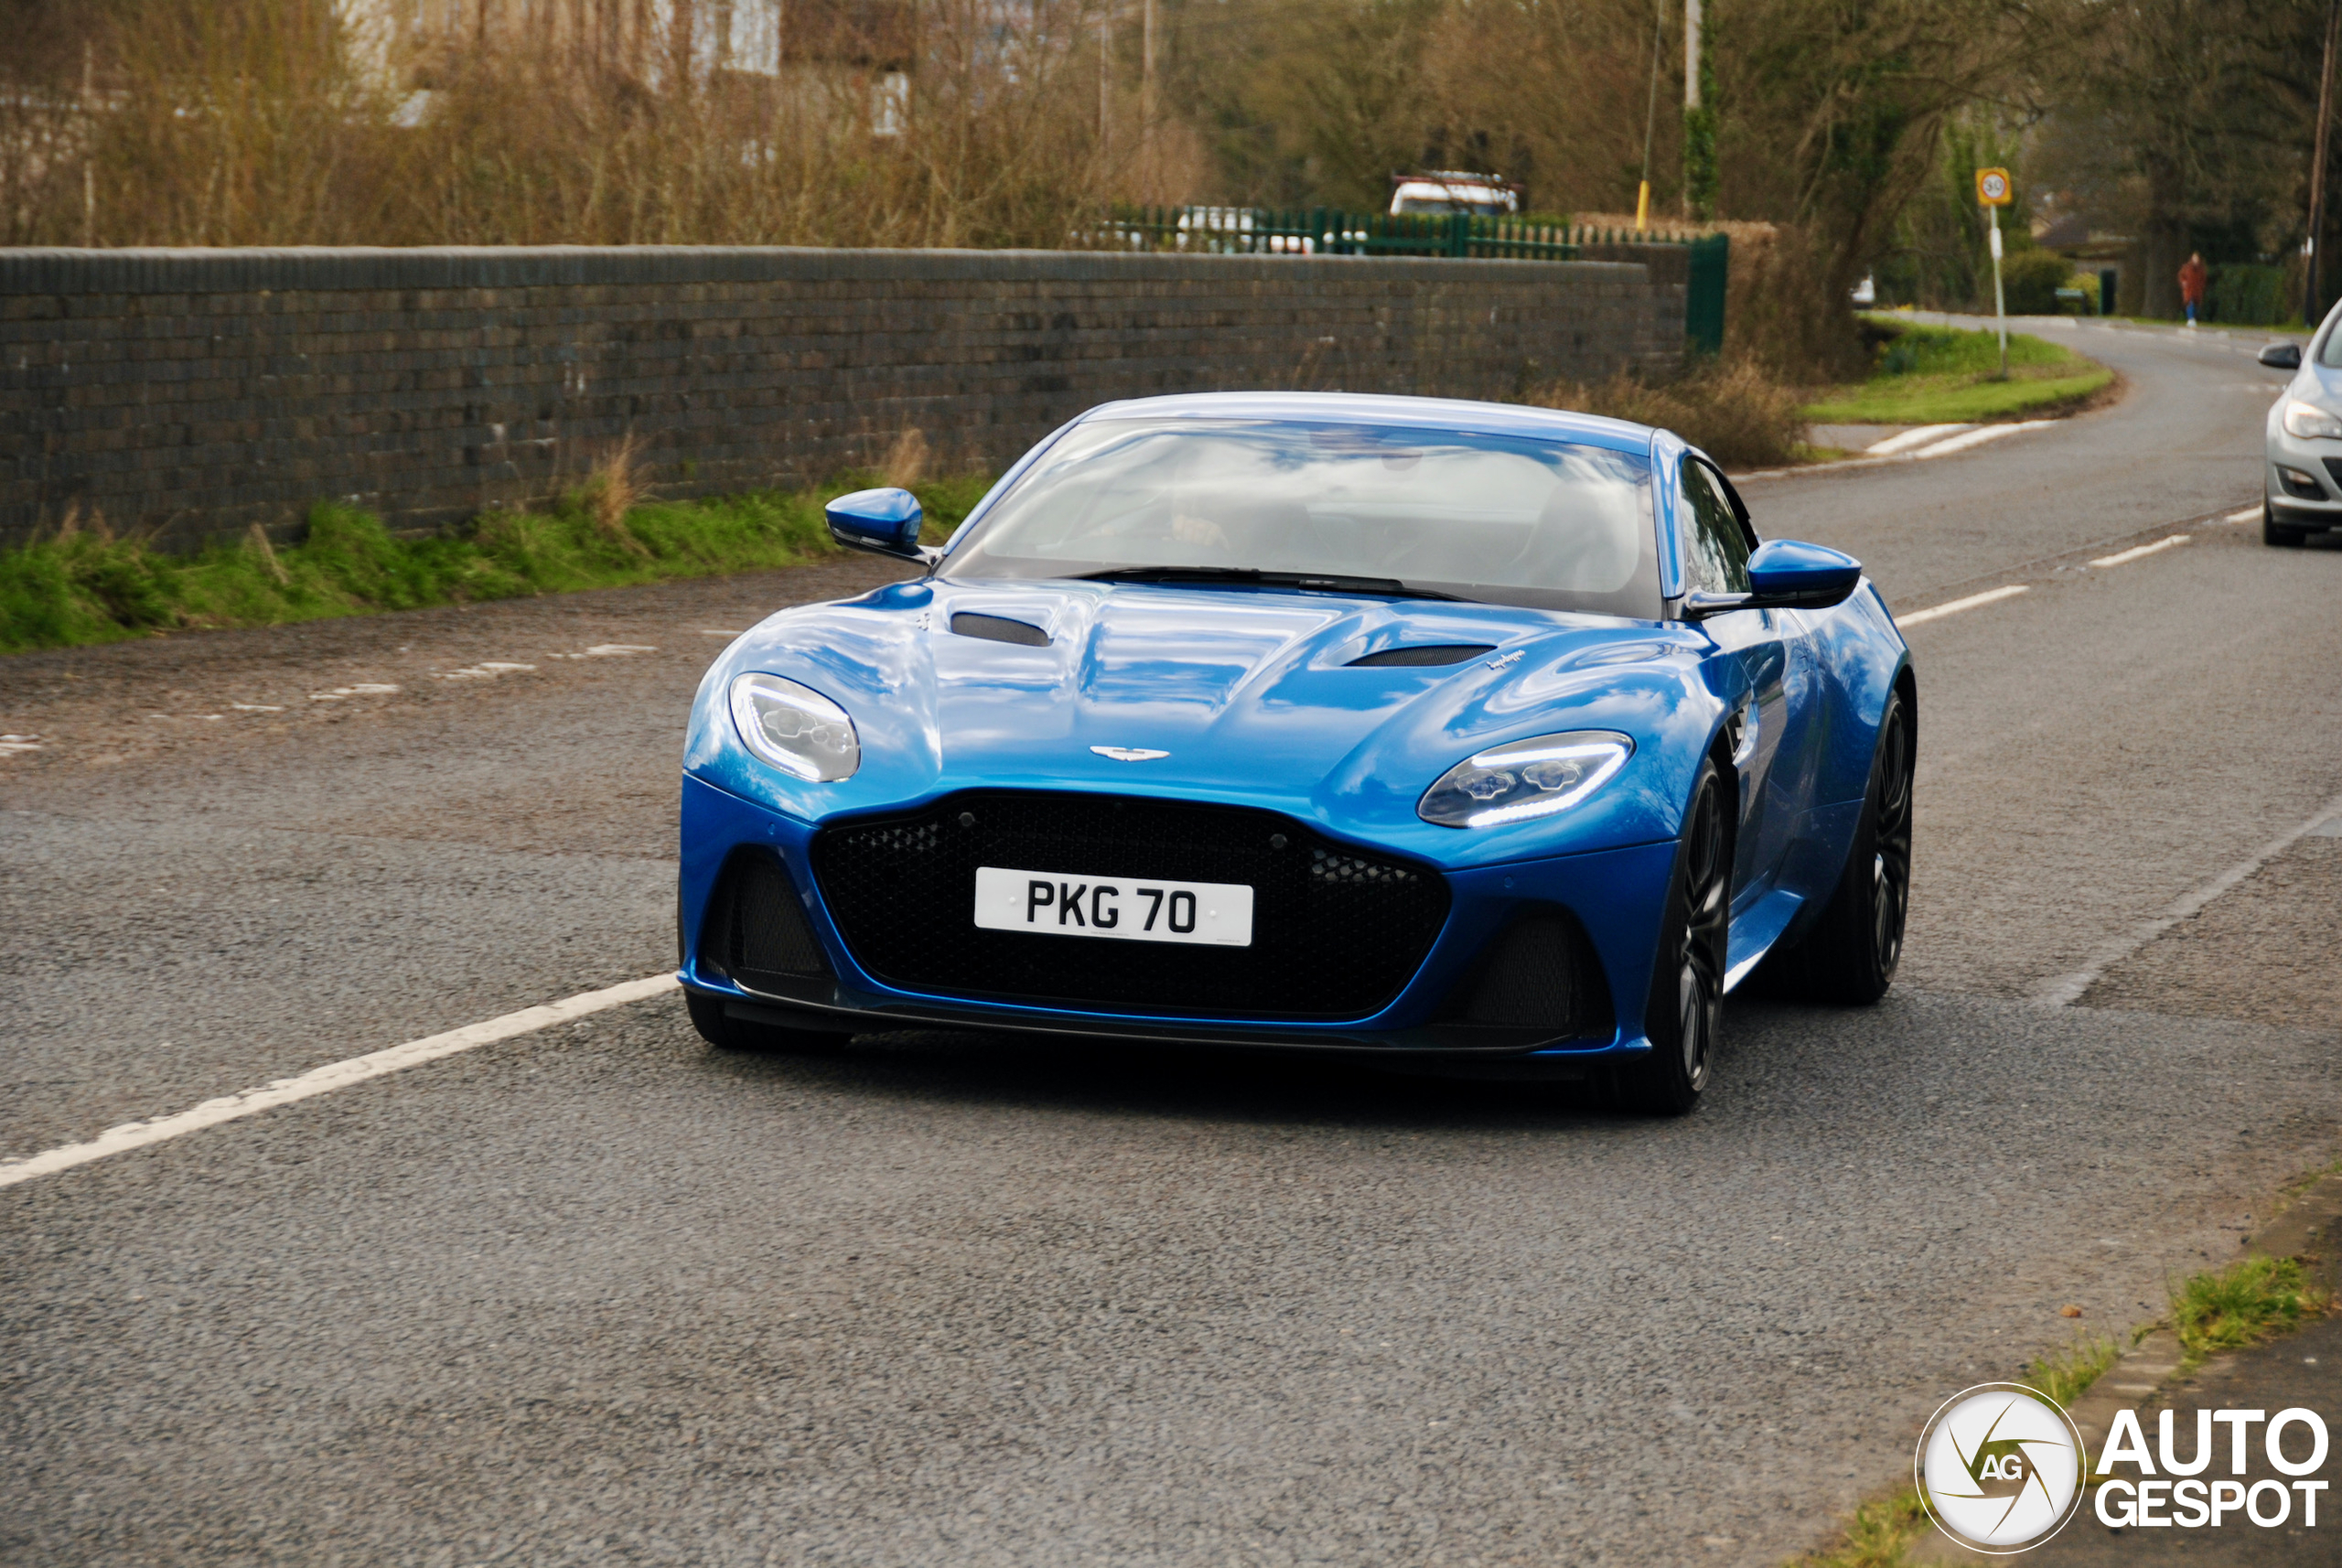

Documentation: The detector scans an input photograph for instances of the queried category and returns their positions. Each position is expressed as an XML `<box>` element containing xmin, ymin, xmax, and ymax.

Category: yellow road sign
<box><xmin>1976</xmin><ymin>167</ymin><xmax>2013</xmax><ymax>208</ymax></box>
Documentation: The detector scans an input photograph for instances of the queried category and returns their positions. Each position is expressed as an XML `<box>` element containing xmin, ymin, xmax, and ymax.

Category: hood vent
<box><xmin>951</xmin><ymin>612</ymin><xmax>1050</xmax><ymax>648</ymax></box>
<box><xmin>1346</xmin><ymin>644</ymin><xmax>1495</xmax><ymax>668</ymax></box>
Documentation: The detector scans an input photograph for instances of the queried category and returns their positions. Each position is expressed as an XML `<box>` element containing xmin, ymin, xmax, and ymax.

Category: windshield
<box><xmin>944</xmin><ymin>417</ymin><xmax>1660</xmax><ymax>617</ymax></box>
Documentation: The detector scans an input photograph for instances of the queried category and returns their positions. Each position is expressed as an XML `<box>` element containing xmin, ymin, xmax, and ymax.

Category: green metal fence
<box><xmin>1097</xmin><ymin>205</ymin><xmax>1727</xmax><ymax>260</ymax></box>
<box><xmin>1094</xmin><ymin>206</ymin><xmax>1730</xmax><ymax>354</ymax></box>
<box><xmin>1684</xmin><ymin>233</ymin><xmax>1728</xmax><ymax>355</ymax></box>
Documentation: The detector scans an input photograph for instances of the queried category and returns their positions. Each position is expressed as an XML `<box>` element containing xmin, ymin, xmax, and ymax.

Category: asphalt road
<box><xmin>5</xmin><ymin>318</ymin><xmax>2340</xmax><ymax>1567</ymax></box>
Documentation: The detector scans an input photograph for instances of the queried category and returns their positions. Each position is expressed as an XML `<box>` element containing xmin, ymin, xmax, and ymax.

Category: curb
<box><xmin>1906</xmin><ymin>1173</ymin><xmax>2342</xmax><ymax>1562</ymax></box>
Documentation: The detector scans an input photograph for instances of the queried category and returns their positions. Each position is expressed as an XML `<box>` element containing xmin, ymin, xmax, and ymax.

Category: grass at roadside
<box><xmin>0</xmin><ymin>470</ymin><xmax>992</xmax><ymax>656</ymax></box>
<box><xmin>1800</xmin><ymin>323</ymin><xmax>2113</xmax><ymax>425</ymax></box>
<box><xmin>1788</xmin><ymin>1244</ymin><xmax>2328</xmax><ymax>1567</ymax></box>
<box><xmin>2172</xmin><ymin>1252</ymin><xmax>2327</xmax><ymax>1369</ymax></box>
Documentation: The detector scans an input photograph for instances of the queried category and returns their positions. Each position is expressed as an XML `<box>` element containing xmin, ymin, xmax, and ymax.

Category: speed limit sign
<box><xmin>1976</xmin><ymin>167</ymin><xmax>2013</xmax><ymax>208</ymax></box>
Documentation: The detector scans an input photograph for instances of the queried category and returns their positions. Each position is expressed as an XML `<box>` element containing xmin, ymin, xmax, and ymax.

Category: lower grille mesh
<box><xmin>705</xmin><ymin>851</ymin><xmax>829</xmax><ymax>983</ymax></box>
<box><xmin>811</xmin><ymin>790</ymin><xmax>1450</xmax><ymax>1018</ymax></box>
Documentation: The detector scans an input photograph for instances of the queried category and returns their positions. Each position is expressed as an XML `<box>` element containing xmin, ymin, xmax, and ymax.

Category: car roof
<box><xmin>1076</xmin><ymin>392</ymin><xmax>1658</xmax><ymax>457</ymax></box>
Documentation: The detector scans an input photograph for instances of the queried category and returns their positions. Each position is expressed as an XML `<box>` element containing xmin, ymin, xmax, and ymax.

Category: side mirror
<box><xmin>1683</xmin><ymin>540</ymin><xmax>1863</xmax><ymax>619</ymax></box>
<box><xmin>825</xmin><ymin>487</ymin><xmax>925</xmax><ymax>558</ymax></box>
<box><xmin>2260</xmin><ymin>342</ymin><xmax>2304</xmax><ymax>371</ymax></box>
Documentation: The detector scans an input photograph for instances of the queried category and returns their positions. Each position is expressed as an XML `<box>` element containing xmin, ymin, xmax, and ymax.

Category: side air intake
<box><xmin>1440</xmin><ymin>908</ymin><xmax>1614</xmax><ymax>1041</ymax></box>
<box><xmin>951</xmin><ymin>613</ymin><xmax>1050</xmax><ymax>647</ymax></box>
<box><xmin>703</xmin><ymin>851</ymin><xmax>830</xmax><ymax>984</ymax></box>
<box><xmin>1347</xmin><ymin>644</ymin><xmax>1496</xmax><ymax>668</ymax></box>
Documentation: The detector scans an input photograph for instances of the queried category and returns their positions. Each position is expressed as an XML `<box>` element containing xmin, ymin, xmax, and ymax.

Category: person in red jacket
<box><xmin>2178</xmin><ymin>252</ymin><xmax>2208</xmax><ymax>326</ymax></box>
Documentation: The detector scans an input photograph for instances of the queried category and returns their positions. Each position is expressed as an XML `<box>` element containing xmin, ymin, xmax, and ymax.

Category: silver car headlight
<box><xmin>2283</xmin><ymin>399</ymin><xmax>2342</xmax><ymax>439</ymax></box>
<box><xmin>1419</xmin><ymin>731</ymin><xmax>1633</xmax><ymax>829</ymax></box>
<box><xmin>728</xmin><ymin>672</ymin><xmax>860</xmax><ymax>781</ymax></box>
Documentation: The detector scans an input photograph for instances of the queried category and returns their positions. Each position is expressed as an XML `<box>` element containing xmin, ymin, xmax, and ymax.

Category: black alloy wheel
<box><xmin>1610</xmin><ymin>758</ymin><xmax>1731</xmax><ymax>1115</ymax></box>
<box><xmin>1752</xmin><ymin>687</ymin><xmax>1914</xmax><ymax>1004</ymax></box>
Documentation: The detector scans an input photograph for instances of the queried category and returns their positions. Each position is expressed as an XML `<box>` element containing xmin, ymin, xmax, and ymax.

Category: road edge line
<box><xmin>2030</xmin><ymin>792</ymin><xmax>2342</xmax><ymax>1007</ymax></box>
<box><xmin>0</xmin><ymin>973</ymin><xmax>681</xmax><ymax>1189</ymax></box>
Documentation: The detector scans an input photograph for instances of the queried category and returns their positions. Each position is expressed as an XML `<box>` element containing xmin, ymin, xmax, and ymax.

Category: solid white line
<box><xmin>0</xmin><ymin>973</ymin><xmax>680</xmax><ymax>1188</ymax></box>
<box><xmin>1907</xmin><ymin>420</ymin><xmax>2057</xmax><ymax>459</ymax></box>
<box><xmin>2089</xmin><ymin>534</ymin><xmax>2188</xmax><ymax>568</ymax></box>
<box><xmin>2032</xmin><ymin>791</ymin><xmax>2342</xmax><ymax>1007</ymax></box>
<box><xmin>1896</xmin><ymin>585</ymin><xmax>2030</xmax><ymax>626</ymax></box>
<box><xmin>1864</xmin><ymin>424</ymin><xmax>1971</xmax><ymax>456</ymax></box>
<box><xmin>2225</xmin><ymin>508</ymin><xmax>2261</xmax><ymax>523</ymax></box>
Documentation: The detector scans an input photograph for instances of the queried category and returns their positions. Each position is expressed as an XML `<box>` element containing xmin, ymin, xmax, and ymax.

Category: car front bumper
<box><xmin>2264</xmin><ymin>424</ymin><xmax>2342</xmax><ymax>529</ymax></box>
<box><xmin>677</xmin><ymin>771</ymin><xmax>1676</xmax><ymax>1067</ymax></box>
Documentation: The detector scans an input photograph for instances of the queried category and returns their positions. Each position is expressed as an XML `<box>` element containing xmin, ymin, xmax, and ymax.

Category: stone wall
<box><xmin>0</xmin><ymin>245</ymin><xmax>1688</xmax><ymax>550</ymax></box>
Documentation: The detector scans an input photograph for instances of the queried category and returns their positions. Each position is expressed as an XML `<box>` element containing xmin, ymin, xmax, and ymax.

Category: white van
<box><xmin>1388</xmin><ymin>172</ymin><xmax>1521</xmax><ymax>218</ymax></box>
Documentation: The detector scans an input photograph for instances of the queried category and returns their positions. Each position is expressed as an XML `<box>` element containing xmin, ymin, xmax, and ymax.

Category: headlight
<box><xmin>1419</xmin><ymin>731</ymin><xmax>1633</xmax><ymax>829</ymax></box>
<box><xmin>728</xmin><ymin>672</ymin><xmax>859</xmax><ymax>781</ymax></box>
<box><xmin>2283</xmin><ymin>399</ymin><xmax>2342</xmax><ymax>439</ymax></box>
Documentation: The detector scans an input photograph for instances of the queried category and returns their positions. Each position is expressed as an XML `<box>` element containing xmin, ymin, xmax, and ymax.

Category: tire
<box><xmin>2264</xmin><ymin>500</ymin><xmax>2308</xmax><ymax>548</ymax></box>
<box><xmin>1760</xmin><ymin>688</ymin><xmax>1914</xmax><ymax>1004</ymax></box>
<box><xmin>1608</xmin><ymin>757</ymin><xmax>1732</xmax><ymax>1116</ymax></box>
<box><xmin>685</xmin><ymin>990</ymin><xmax>849</xmax><ymax>1053</ymax></box>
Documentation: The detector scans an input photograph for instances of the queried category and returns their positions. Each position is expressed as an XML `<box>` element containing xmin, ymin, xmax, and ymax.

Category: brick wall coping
<box><xmin>1</xmin><ymin>246</ymin><xmax>1648</xmax><ymax>295</ymax></box>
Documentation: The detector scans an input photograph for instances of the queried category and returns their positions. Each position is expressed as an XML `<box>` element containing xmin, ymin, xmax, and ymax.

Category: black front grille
<box><xmin>811</xmin><ymin>790</ymin><xmax>1451</xmax><ymax>1018</ymax></box>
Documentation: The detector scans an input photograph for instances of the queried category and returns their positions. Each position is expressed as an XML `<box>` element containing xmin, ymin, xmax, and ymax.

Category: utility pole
<box><xmin>1100</xmin><ymin>1</ymin><xmax>1112</xmax><ymax>149</ymax></box>
<box><xmin>2307</xmin><ymin>0</ymin><xmax>2340</xmax><ymax>327</ymax></box>
<box><xmin>1636</xmin><ymin>1</ymin><xmax>1662</xmax><ymax>232</ymax></box>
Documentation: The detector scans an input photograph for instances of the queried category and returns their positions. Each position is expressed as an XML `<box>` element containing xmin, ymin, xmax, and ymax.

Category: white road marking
<box><xmin>310</xmin><ymin>683</ymin><xmax>400</xmax><ymax>700</ymax></box>
<box><xmin>584</xmin><ymin>644</ymin><xmax>658</xmax><ymax>656</ymax></box>
<box><xmin>2226</xmin><ymin>508</ymin><xmax>2262</xmax><ymax>523</ymax></box>
<box><xmin>2032</xmin><ymin>790</ymin><xmax>2342</xmax><ymax>1007</ymax></box>
<box><xmin>231</xmin><ymin>703</ymin><xmax>285</xmax><ymax>713</ymax></box>
<box><xmin>437</xmin><ymin>663</ymin><xmax>534</xmax><ymax>680</ymax></box>
<box><xmin>1864</xmin><ymin>424</ymin><xmax>1971</xmax><ymax>456</ymax></box>
<box><xmin>2089</xmin><ymin>534</ymin><xmax>2188</xmax><ymax>568</ymax></box>
<box><xmin>0</xmin><ymin>972</ymin><xmax>681</xmax><ymax>1188</ymax></box>
<box><xmin>1896</xmin><ymin>585</ymin><xmax>2029</xmax><ymax>626</ymax></box>
<box><xmin>1907</xmin><ymin>420</ymin><xmax>2057</xmax><ymax>458</ymax></box>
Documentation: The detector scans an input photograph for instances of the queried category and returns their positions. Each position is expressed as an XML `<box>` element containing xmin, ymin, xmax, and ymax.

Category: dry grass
<box><xmin>0</xmin><ymin>0</ymin><xmax>1204</xmax><ymax>249</ymax></box>
<box><xmin>1530</xmin><ymin>357</ymin><xmax>1811</xmax><ymax>468</ymax></box>
<box><xmin>880</xmin><ymin>428</ymin><xmax>931</xmax><ymax>489</ymax></box>
<box><xmin>584</xmin><ymin>435</ymin><xmax>650</xmax><ymax>552</ymax></box>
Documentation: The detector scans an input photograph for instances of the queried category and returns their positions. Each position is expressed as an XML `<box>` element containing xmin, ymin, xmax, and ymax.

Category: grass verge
<box><xmin>2172</xmin><ymin>1253</ymin><xmax>2328</xmax><ymax>1370</ymax></box>
<box><xmin>1800</xmin><ymin>323</ymin><xmax>2113</xmax><ymax>425</ymax></box>
<box><xmin>1789</xmin><ymin>1246</ymin><xmax>2326</xmax><ymax>1567</ymax></box>
<box><xmin>0</xmin><ymin>469</ymin><xmax>992</xmax><ymax>657</ymax></box>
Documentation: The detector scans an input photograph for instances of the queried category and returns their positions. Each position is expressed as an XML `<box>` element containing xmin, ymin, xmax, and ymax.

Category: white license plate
<box><xmin>972</xmin><ymin>865</ymin><xmax>1254</xmax><ymax>947</ymax></box>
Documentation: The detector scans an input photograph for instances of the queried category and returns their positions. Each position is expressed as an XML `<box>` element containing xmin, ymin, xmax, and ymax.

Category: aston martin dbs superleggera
<box><xmin>677</xmin><ymin>392</ymin><xmax>1914</xmax><ymax>1112</ymax></box>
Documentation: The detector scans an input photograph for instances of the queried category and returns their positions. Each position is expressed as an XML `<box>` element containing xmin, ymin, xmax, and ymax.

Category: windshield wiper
<box><xmin>1077</xmin><ymin>566</ymin><xmax>1468</xmax><ymax>602</ymax></box>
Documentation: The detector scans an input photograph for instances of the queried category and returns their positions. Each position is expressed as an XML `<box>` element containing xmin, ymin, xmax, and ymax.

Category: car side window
<box><xmin>1680</xmin><ymin>459</ymin><xmax>1752</xmax><ymax>596</ymax></box>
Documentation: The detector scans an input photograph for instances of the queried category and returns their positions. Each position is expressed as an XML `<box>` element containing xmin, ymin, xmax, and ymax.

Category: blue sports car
<box><xmin>677</xmin><ymin>392</ymin><xmax>1914</xmax><ymax>1113</ymax></box>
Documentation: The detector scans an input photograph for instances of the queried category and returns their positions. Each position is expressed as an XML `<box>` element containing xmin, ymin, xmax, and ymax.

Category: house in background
<box><xmin>343</xmin><ymin>0</ymin><xmax>916</xmax><ymax>133</ymax></box>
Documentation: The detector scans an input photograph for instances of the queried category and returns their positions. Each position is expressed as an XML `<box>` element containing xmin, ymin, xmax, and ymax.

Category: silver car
<box><xmin>2261</xmin><ymin>326</ymin><xmax>2342</xmax><ymax>547</ymax></box>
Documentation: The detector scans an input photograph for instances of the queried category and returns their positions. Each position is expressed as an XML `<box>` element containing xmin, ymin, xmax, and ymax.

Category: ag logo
<box><xmin>1916</xmin><ymin>1383</ymin><xmax>2088</xmax><ymax>1553</ymax></box>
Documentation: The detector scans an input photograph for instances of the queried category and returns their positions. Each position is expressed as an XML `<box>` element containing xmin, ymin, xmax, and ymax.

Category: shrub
<box><xmin>1530</xmin><ymin>357</ymin><xmax>1808</xmax><ymax>468</ymax></box>
<box><xmin>1998</xmin><ymin>249</ymin><xmax>2075</xmax><ymax>316</ymax></box>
